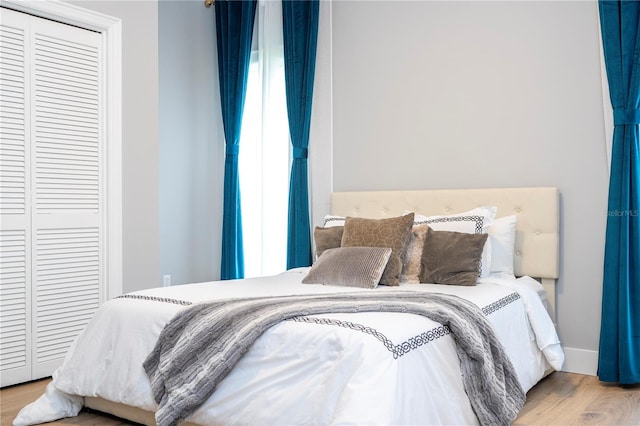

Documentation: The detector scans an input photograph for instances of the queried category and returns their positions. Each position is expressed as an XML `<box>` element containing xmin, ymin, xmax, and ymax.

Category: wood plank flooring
<box><xmin>514</xmin><ymin>372</ymin><xmax>640</xmax><ymax>425</ymax></box>
<box><xmin>2</xmin><ymin>372</ymin><xmax>639</xmax><ymax>425</ymax></box>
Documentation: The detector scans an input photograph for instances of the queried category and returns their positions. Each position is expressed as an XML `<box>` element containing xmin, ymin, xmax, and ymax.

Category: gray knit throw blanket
<box><xmin>143</xmin><ymin>291</ymin><xmax>525</xmax><ymax>426</ymax></box>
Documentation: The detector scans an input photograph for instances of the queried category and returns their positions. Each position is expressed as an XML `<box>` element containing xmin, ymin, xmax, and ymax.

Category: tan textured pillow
<box><xmin>341</xmin><ymin>213</ymin><xmax>415</xmax><ymax>286</ymax></box>
<box><xmin>313</xmin><ymin>226</ymin><xmax>343</xmax><ymax>260</ymax></box>
<box><xmin>400</xmin><ymin>224</ymin><xmax>429</xmax><ymax>284</ymax></box>
<box><xmin>419</xmin><ymin>227</ymin><xmax>488</xmax><ymax>286</ymax></box>
<box><xmin>301</xmin><ymin>247</ymin><xmax>392</xmax><ymax>289</ymax></box>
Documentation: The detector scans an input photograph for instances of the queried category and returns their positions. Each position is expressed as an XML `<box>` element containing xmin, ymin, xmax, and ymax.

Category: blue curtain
<box><xmin>598</xmin><ymin>0</ymin><xmax>640</xmax><ymax>385</ymax></box>
<box><xmin>215</xmin><ymin>0</ymin><xmax>257</xmax><ymax>280</ymax></box>
<box><xmin>282</xmin><ymin>0</ymin><xmax>319</xmax><ymax>269</ymax></box>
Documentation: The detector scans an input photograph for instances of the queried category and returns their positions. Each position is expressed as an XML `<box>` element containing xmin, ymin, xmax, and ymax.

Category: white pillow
<box><xmin>325</xmin><ymin>207</ymin><xmax>496</xmax><ymax>232</ymax></box>
<box><xmin>488</xmin><ymin>215</ymin><xmax>517</xmax><ymax>278</ymax></box>
<box><xmin>323</xmin><ymin>215</ymin><xmax>345</xmax><ymax>228</ymax></box>
<box><xmin>411</xmin><ymin>206</ymin><xmax>496</xmax><ymax>278</ymax></box>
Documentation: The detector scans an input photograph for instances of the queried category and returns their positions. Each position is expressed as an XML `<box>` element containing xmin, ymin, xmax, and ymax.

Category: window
<box><xmin>239</xmin><ymin>0</ymin><xmax>290</xmax><ymax>278</ymax></box>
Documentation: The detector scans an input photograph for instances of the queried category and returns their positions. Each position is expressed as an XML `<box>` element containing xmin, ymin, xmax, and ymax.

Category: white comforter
<box><xmin>14</xmin><ymin>269</ymin><xmax>564</xmax><ymax>426</ymax></box>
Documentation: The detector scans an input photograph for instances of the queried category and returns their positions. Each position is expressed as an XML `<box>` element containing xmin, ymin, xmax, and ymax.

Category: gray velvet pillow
<box><xmin>341</xmin><ymin>213</ymin><xmax>415</xmax><ymax>286</ymax></box>
<box><xmin>302</xmin><ymin>247</ymin><xmax>392</xmax><ymax>289</ymax></box>
<box><xmin>313</xmin><ymin>226</ymin><xmax>344</xmax><ymax>260</ymax></box>
<box><xmin>419</xmin><ymin>227</ymin><xmax>488</xmax><ymax>286</ymax></box>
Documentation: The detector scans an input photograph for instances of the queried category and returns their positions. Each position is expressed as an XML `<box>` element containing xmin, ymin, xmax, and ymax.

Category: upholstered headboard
<box><xmin>330</xmin><ymin>187</ymin><xmax>560</xmax><ymax>316</ymax></box>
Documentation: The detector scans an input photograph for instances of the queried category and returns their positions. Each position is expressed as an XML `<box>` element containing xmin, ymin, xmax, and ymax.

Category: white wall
<box><xmin>158</xmin><ymin>0</ymin><xmax>224</xmax><ymax>285</ymax></box>
<box><xmin>330</xmin><ymin>0</ymin><xmax>608</xmax><ymax>374</ymax></box>
<box><xmin>69</xmin><ymin>0</ymin><xmax>160</xmax><ymax>293</ymax></box>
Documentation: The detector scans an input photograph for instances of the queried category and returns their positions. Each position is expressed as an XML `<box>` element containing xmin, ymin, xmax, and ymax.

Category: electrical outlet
<box><xmin>162</xmin><ymin>274</ymin><xmax>171</xmax><ymax>287</ymax></box>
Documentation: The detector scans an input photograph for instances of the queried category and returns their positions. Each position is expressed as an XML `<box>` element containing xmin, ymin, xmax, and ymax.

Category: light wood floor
<box><xmin>2</xmin><ymin>372</ymin><xmax>639</xmax><ymax>425</ymax></box>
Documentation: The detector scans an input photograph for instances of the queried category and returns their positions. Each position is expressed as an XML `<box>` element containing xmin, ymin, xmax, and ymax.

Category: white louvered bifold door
<box><xmin>0</xmin><ymin>8</ymin><xmax>105</xmax><ymax>386</ymax></box>
<box><xmin>30</xmin><ymin>14</ymin><xmax>103</xmax><ymax>379</ymax></box>
<box><xmin>0</xmin><ymin>9</ymin><xmax>32</xmax><ymax>387</ymax></box>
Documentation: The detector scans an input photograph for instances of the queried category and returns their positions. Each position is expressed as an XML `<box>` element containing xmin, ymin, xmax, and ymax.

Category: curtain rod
<box><xmin>204</xmin><ymin>0</ymin><xmax>214</xmax><ymax>7</ymax></box>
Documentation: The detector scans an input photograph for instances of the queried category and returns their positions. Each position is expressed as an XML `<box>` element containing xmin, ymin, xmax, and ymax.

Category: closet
<box><xmin>1</xmin><ymin>7</ymin><xmax>106</xmax><ymax>387</ymax></box>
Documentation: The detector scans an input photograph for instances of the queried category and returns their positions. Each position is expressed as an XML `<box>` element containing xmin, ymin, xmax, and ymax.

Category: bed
<box><xmin>13</xmin><ymin>187</ymin><xmax>564</xmax><ymax>426</ymax></box>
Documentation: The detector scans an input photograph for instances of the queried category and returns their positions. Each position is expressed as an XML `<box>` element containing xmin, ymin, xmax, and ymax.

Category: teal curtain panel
<box><xmin>283</xmin><ymin>0</ymin><xmax>319</xmax><ymax>269</ymax></box>
<box><xmin>215</xmin><ymin>0</ymin><xmax>257</xmax><ymax>279</ymax></box>
<box><xmin>598</xmin><ymin>0</ymin><xmax>640</xmax><ymax>385</ymax></box>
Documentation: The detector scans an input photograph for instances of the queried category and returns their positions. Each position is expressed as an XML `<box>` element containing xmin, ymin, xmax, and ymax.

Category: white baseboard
<box><xmin>561</xmin><ymin>347</ymin><xmax>599</xmax><ymax>376</ymax></box>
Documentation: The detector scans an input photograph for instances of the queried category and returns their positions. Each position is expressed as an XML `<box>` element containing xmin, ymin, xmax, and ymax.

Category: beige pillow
<box><xmin>400</xmin><ymin>224</ymin><xmax>429</xmax><ymax>283</ymax></box>
<box><xmin>419</xmin><ymin>227</ymin><xmax>488</xmax><ymax>286</ymax></box>
<box><xmin>313</xmin><ymin>226</ymin><xmax>343</xmax><ymax>260</ymax></box>
<box><xmin>341</xmin><ymin>213</ymin><xmax>415</xmax><ymax>286</ymax></box>
<box><xmin>301</xmin><ymin>247</ymin><xmax>392</xmax><ymax>289</ymax></box>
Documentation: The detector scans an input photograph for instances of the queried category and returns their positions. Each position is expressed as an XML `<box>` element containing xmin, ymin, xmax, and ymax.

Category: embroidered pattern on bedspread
<box><xmin>289</xmin><ymin>315</ymin><xmax>452</xmax><ymax>359</ymax></box>
<box><xmin>116</xmin><ymin>294</ymin><xmax>193</xmax><ymax>306</ymax></box>
<box><xmin>117</xmin><ymin>292</ymin><xmax>521</xmax><ymax>360</ymax></box>
<box><xmin>482</xmin><ymin>292</ymin><xmax>521</xmax><ymax>316</ymax></box>
<box><xmin>288</xmin><ymin>292</ymin><xmax>520</xmax><ymax>358</ymax></box>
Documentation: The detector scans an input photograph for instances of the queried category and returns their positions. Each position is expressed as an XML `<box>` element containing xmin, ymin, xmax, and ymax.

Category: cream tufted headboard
<box><xmin>331</xmin><ymin>187</ymin><xmax>560</xmax><ymax>317</ymax></box>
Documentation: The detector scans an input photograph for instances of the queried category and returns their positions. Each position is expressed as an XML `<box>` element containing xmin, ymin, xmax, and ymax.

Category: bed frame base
<box><xmin>85</xmin><ymin>397</ymin><xmax>200</xmax><ymax>426</ymax></box>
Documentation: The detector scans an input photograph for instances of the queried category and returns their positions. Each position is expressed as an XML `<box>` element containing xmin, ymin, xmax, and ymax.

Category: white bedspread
<box><xmin>14</xmin><ymin>270</ymin><xmax>564</xmax><ymax>426</ymax></box>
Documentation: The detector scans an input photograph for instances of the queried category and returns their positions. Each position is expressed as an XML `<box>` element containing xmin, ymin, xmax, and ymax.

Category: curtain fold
<box><xmin>282</xmin><ymin>0</ymin><xmax>319</xmax><ymax>269</ymax></box>
<box><xmin>216</xmin><ymin>0</ymin><xmax>257</xmax><ymax>279</ymax></box>
<box><xmin>597</xmin><ymin>0</ymin><xmax>640</xmax><ymax>385</ymax></box>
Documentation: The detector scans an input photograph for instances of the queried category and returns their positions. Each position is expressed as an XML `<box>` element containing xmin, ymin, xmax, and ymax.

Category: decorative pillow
<box><xmin>399</xmin><ymin>224</ymin><xmax>429</xmax><ymax>284</ymax></box>
<box><xmin>301</xmin><ymin>247</ymin><xmax>392</xmax><ymax>289</ymax></box>
<box><xmin>488</xmin><ymin>215</ymin><xmax>517</xmax><ymax>278</ymax></box>
<box><xmin>410</xmin><ymin>206</ymin><xmax>496</xmax><ymax>278</ymax></box>
<box><xmin>313</xmin><ymin>226</ymin><xmax>343</xmax><ymax>260</ymax></box>
<box><xmin>341</xmin><ymin>213</ymin><xmax>415</xmax><ymax>286</ymax></box>
<box><xmin>419</xmin><ymin>227</ymin><xmax>489</xmax><ymax>286</ymax></box>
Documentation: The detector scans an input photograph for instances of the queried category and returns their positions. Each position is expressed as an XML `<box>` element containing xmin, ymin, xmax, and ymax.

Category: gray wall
<box><xmin>158</xmin><ymin>0</ymin><xmax>224</xmax><ymax>285</ymax></box>
<box><xmin>309</xmin><ymin>0</ymin><xmax>334</xmax><ymax>236</ymax></box>
<box><xmin>331</xmin><ymin>0</ymin><xmax>608</xmax><ymax>370</ymax></box>
<box><xmin>80</xmin><ymin>0</ymin><xmax>605</xmax><ymax>372</ymax></box>
<box><xmin>74</xmin><ymin>0</ymin><xmax>224</xmax><ymax>291</ymax></box>
<box><xmin>156</xmin><ymin>0</ymin><xmax>330</xmax><ymax>286</ymax></box>
<box><xmin>70</xmin><ymin>1</ymin><xmax>160</xmax><ymax>293</ymax></box>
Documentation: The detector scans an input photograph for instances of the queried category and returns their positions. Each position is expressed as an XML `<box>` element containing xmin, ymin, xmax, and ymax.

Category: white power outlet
<box><xmin>162</xmin><ymin>274</ymin><xmax>171</xmax><ymax>287</ymax></box>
